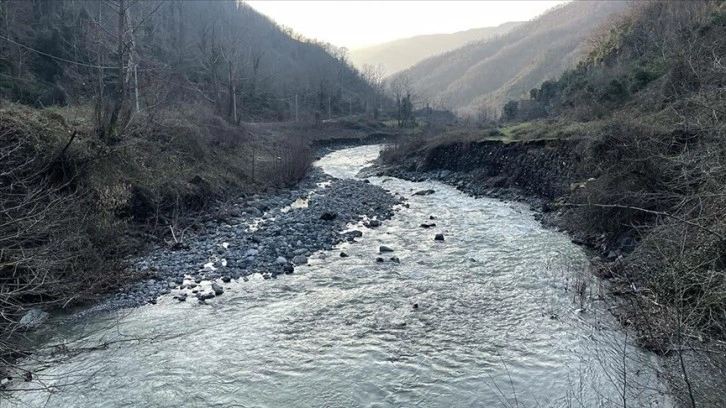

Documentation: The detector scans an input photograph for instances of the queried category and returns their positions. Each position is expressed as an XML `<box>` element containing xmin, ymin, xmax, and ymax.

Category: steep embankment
<box><xmin>381</xmin><ymin>2</ymin><xmax>726</xmax><ymax>404</ymax></box>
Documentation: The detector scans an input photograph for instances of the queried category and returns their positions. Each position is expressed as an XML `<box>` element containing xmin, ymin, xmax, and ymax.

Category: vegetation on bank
<box><xmin>0</xmin><ymin>0</ymin><xmax>399</xmax><ymax>366</ymax></box>
<box><xmin>382</xmin><ymin>3</ymin><xmax>726</xmax><ymax>401</ymax></box>
<box><xmin>0</xmin><ymin>101</ymin><xmax>316</xmax><ymax>354</ymax></box>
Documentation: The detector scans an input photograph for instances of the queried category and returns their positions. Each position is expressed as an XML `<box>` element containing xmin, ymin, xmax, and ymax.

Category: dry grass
<box><xmin>0</xmin><ymin>101</ymin><xmax>315</xmax><ymax>362</ymax></box>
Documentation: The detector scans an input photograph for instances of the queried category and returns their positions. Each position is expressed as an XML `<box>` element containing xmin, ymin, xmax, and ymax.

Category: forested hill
<box><xmin>348</xmin><ymin>21</ymin><xmax>523</xmax><ymax>76</ymax></box>
<box><xmin>0</xmin><ymin>0</ymin><xmax>380</xmax><ymax>121</ymax></box>
<box><xmin>392</xmin><ymin>1</ymin><xmax>628</xmax><ymax>114</ymax></box>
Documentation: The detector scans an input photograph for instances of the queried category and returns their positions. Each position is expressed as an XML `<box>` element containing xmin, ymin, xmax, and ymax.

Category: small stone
<box><xmin>376</xmin><ymin>257</ymin><xmax>385</xmax><ymax>263</ymax></box>
<box><xmin>420</xmin><ymin>223</ymin><xmax>436</xmax><ymax>228</ymax></box>
<box><xmin>275</xmin><ymin>256</ymin><xmax>288</xmax><ymax>264</ymax></box>
<box><xmin>221</xmin><ymin>276</ymin><xmax>231</xmax><ymax>283</ymax></box>
<box><xmin>390</xmin><ymin>256</ymin><xmax>400</xmax><ymax>263</ymax></box>
<box><xmin>413</xmin><ymin>303</ymin><xmax>419</xmax><ymax>309</ymax></box>
<box><xmin>435</xmin><ymin>233</ymin><xmax>445</xmax><ymax>241</ymax></box>
<box><xmin>211</xmin><ymin>283</ymin><xmax>224</xmax><ymax>296</ymax></box>
<box><xmin>197</xmin><ymin>292</ymin><xmax>215</xmax><ymax>301</ymax></box>
<box><xmin>413</xmin><ymin>189</ymin><xmax>435</xmax><ymax>196</ymax></box>
<box><xmin>320</xmin><ymin>212</ymin><xmax>337</xmax><ymax>221</ymax></box>
<box><xmin>283</xmin><ymin>264</ymin><xmax>295</xmax><ymax>274</ymax></box>
<box><xmin>340</xmin><ymin>252</ymin><xmax>349</xmax><ymax>258</ymax></box>
<box><xmin>175</xmin><ymin>293</ymin><xmax>188</xmax><ymax>302</ymax></box>
<box><xmin>429</xmin><ymin>215</ymin><xmax>437</xmax><ymax>220</ymax></box>
<box><xmin>292</xmin><ymin>255</ymin><xmax>308</xmax><ymax>265</ymax></box>
<box><xmin>366</xmin><ymin>219</ymin><xmax>382</xmax><ymax>228</ymax></box>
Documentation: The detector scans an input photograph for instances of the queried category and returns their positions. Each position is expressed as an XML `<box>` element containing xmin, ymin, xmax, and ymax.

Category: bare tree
<box><xmin>389</xmin><ymin>74</ymin><xmax>414</xmax><ymax>128</ymax></box>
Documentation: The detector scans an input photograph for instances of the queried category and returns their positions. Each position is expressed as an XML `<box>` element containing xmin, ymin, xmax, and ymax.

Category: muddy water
<box><xmin>9</xmin><ymin>145</ymin><xmax>671</xmax><ymax>408</ymax></box>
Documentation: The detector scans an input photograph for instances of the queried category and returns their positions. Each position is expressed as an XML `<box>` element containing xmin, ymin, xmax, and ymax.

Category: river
<box><xmin>7</xmin><ymin>145</ymin><xmax>671</xmax><ymax>407</ymax></box>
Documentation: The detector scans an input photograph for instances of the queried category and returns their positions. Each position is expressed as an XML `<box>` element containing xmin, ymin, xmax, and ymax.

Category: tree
<box><xmin>361</xmin><ymin>63</ymin><xmax>386</xmax><ymax>112</ymax></box>
<box><xmin>389</xmin><ymin>74</ymin><xmax>414</xmax><ymax>128</ymax></box>
<box><xmin>502</xmin><ymin>100</ymin><xmax>519</xmax><ymax>122</ymax></box>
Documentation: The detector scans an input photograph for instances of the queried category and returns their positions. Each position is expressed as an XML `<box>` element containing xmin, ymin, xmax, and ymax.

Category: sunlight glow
<box><xmin>245</xmin><ymin>1</ymin><xmax>569</xmax><ymax>48</ymax></box>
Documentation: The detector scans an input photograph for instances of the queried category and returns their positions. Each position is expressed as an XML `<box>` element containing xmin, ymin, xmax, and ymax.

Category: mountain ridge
<box><xmin>349</xmin><ymin>21</ymin><xmax>524</xmax><ymax>76</ymax></box>
<box><xmin>392</xmin><ymin>1</ymin><xmax>629</xmax><ymax>114</ymax></box>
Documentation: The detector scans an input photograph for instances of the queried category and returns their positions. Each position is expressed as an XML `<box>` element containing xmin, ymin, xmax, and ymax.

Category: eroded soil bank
<box><xmin>372</xmin><ymin>138</ymin><xmax>726</xmax><ymax>407</ymax></box>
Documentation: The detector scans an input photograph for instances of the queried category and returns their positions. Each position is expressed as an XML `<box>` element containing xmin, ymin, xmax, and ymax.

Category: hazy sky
<box><xmin>246</xmin><ymin>1</ymin><xmax>569</xmax><ymax>48</ymax></box>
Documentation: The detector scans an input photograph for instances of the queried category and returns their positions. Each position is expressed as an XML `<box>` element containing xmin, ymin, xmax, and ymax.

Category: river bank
<box><xmin>7</xmin><ymin>145</ymin><xmax>672</xmax><ymax>407</ymax></box>
<box><xmin>373</xmin><ymin>137</ymin><xmax>726</xmax><ymax>406</ymax></box>
<box><xmin>70</xmin><ymin>149</ymin><xmax>403</xmax><ymax>319</ymax></box>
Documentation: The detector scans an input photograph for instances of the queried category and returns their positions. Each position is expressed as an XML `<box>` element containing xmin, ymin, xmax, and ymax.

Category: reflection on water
<box><xmin>10</xmin><ymin>145</ymin><xmax>671</xmax><ymax>408</ymax></box>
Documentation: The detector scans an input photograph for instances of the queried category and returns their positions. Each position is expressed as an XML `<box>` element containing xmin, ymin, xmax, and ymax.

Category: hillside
<box><xmin>348</xmin><ymin>21</ymin><xmax>523</xmax><ymax>76</ymax></box>
<box><xmin>0</xmin><ymin>0</ymin><xmax>386</xmax><ymax>346</ymax></box>
<box><xmin>393</xmin><ymin>1</ymin><xmax>628</xmax><ymax>114</ymax></box>
<box><xmin>382</xmin><ymin>2</ymin><xmax>726</xmax><ymax>404</ymax></box>
<box><xmin>0</xmin><ymin>0</ymin><xmax>380</xmax><ymax>122</ymax></box>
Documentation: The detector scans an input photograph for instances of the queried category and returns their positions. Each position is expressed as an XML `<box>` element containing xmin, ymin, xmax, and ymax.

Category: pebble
<box><xmin>70</xmin><ymin>167</ymin><xmax>402</xmax><ymax>319</ymax></box>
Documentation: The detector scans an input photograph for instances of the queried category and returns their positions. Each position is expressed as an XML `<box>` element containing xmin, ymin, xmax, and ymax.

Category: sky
<box><xmin>245</xmin><ymin>1</ymin><xmax>569</xmax><ymax>48</ymax></box>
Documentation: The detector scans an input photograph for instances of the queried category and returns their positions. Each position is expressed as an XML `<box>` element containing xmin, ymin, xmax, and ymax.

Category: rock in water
<box><xmin>420</xmin><ymin>223</ymin><xmax>436</xmax><ymax>228</ymax></box>
<box><xmin>221</xmin><ymin>276</ymin><xmax>231</xmax><ymax>283</ymax></box>
<box><xmin>292</xmin><ymin>255</ymin><xmax>308</xmax><ymax>265</ymax></box>
<box><xmin>197</xmin><ymin>292</ymin><xmax>215</xmax><ymax>301</ymax></box>
<box><xmin>340</xmin><ymin>252</ymin><xmax>349</xmax><ymax>258</ymax></box>
<box><xmin>435</xmin><ymin>233</ymin><xmax>445</xmax><ymax>241</ymax></box>
<box><xmin>19</xmin><ymin>309</ymin><xmax>49</xmax><ymax>329</ymax></box>
<box><xmin>413</xmin><ymin>189</ymin><xmax>435</xmax><ymax>196</ymax></box>
<box><xmin>320</xmin><ymin>212</ymin><xmax>337</xmax><ymax>221</ymax></box>
<box><xmin>390</xmin><ymin>256</ymin><xmax>400</xmax><ymax>263</ymax></box>
<box><xmin>175</xmin><ymin>293</ymin><xmax>188</xmax><ymax>302</ymax></box>
<box><xmin>366</xmin><ymin>219</ymin><xmax>382</xmax><ymax>228</ymax></box>
<box><xmin>283</xmin><ymin>264</ymin><xmax>295</xmax><ymax>274</ymax></box>
<box><xmin>211</xmin><ymin>282</ymin><xmax>224</xmax><ymax>296</ymax></box>
<box><xmin>379</xmin><ymin>246</ymin><xmax>394</xmax><ymax>253</ymax></box>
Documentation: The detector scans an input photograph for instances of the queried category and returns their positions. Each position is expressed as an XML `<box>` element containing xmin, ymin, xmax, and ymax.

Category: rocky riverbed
<box><xmin>73</xmin><ymin>163</ymin><xmax>403</xmax><ymax>320</ymax></box>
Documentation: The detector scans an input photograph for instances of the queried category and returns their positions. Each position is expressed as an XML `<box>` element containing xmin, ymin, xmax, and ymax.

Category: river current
<box><xmin>8</xmin><ymin>145</ymin><xmax>670</xmax><ymax>407</ymax></box>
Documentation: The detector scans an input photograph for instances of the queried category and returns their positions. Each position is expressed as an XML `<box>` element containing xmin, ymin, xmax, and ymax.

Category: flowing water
<box><xmin>8</xmin><ymin>146</ymin><xmax>671</xmax><ymax>408</ymax></box>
